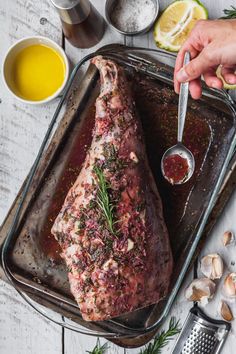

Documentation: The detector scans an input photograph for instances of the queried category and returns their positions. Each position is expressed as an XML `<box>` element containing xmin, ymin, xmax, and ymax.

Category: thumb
<box><xmin>176</xmin><ymin>49</ymin><xmax>219</xmax><ymax>82</ymax></box>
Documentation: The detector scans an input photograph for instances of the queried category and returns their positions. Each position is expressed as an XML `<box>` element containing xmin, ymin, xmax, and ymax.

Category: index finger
<box><xmin>174</xmin><ymin>48</ymin><xmax>185</xmax><ymax>94</ymax></box>
<box><xmin>174</xmin><ymin>42</ymin><xmax>198</xmax><ymax>93</ymax></box>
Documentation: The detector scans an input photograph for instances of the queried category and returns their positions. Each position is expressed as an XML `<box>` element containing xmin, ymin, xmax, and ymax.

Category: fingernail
<box><xmin>176</xmin><ymin>68</ymin><xmax>189</xmax><ymax>82</ymax></box>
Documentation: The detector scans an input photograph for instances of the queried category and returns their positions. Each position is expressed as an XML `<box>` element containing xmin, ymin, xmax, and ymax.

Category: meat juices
<box><xmin>51</xmin><ymin>56</ymin><xmax>173</xmax><ymax>321</ymax></box>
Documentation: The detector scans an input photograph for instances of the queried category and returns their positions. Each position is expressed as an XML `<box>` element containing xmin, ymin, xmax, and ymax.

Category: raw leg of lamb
<box><xmin>51</xmin><ymin>56</ymin><xmax>173</xmax><ymax>321</ymax></box>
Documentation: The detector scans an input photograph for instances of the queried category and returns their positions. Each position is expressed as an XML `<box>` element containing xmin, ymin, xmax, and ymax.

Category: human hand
<box><xmin>174</xmin><ymin>19</ymin><xmax>236</xmax><ymax>99</ymax></box>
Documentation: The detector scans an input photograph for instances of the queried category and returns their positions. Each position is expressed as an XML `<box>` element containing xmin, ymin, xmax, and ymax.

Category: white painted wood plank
<box><xmin>0</xmin><ymin>0</ymin><xmax>62</xmax><ymax>226</ymax></box>
<box><xmin>0</xmin><ymin>1</ymin><xmax>63</xmax><ymax>354</ymax></box>
<box><xmin>0</xmin><ymin>280</ymin><xmax>62</xmax><ymax>354</ymax></box>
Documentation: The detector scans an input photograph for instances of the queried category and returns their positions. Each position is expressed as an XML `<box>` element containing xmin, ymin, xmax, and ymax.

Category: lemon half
<box><xmin>216</xmin><ymin>65</ymin><xmax>236</xmax><ymax>90</ymax></box>
<box><xmin>154</xmin><ymin>0</ymin><xmax>208</xmax><ymax>52</ymax></box>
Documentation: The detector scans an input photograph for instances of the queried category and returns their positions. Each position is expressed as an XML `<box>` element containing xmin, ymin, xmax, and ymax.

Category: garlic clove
<box><xmin>223</xmin><ymin>273</ymin><xmax>236</xmax><ymax>298</ymax></box>
<box><xmin>185</xmin><ymin>278</ymin><xmax>216</xmax><ymax>305</ymax></box>
<box><xmin>220</xmin><ymin>301</ymin><xmax>234</xmax><ymax>321</ymax></box>
<box><xmin>200</xmin><ymin>253</ymin><xmax>224</xmax><ymax>280</ymax></box>
<box><xmin>223</xmin><ymin>231</ymin><xmax>235</xmax><ymax>246</ymax></box>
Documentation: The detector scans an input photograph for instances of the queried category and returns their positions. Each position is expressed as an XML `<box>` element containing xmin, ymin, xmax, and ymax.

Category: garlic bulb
<box><xmin>200</xmin><ymin>253</ymin><xmax>223</xmax><ymax>280</ymax></box>
<box><xmin>223</xmin><ymin>273</ymin><xmax>236</xmax><ymax>298</ymax></box>
<box><xmin>185</xmin><ymin>278</ymin><xmax>216</xmax><ymax>305</ymax></box>
<box><xmin>220</xmin><ymin>301</ymin><xmax>234</xmax><ymax>321</ymax></box>
<box><xmin>223</xmin><ymin>231</ymin><xmax>234</xmax><ymax>246</ymax></box>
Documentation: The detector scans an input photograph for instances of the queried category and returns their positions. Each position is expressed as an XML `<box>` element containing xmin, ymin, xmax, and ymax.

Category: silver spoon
<box><xmin>161</xmin><ymin>51</ymin><xmax>195</xmax><ymax>185</ymax></box>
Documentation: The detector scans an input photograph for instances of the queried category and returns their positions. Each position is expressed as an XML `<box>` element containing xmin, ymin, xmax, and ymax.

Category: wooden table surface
<box><xmin>1</xmin><ymin>1</ymin><xmax>236</xmax><ymax>353</ymax></box>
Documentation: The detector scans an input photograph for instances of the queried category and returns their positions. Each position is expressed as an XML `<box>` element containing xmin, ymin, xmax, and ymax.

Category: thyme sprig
<box><xmin>86</xmin><ymin>339</ymin><xmax>108</xmax><ymax>354</ymax></box>
<box><xmin>221</xmin><ymin>6</ymin><xmax>236</xmax><ymax>19</ymax></box>
<box><xmin>94</xmin><ymin>165</ymin><xmax>118</xmax><ymax>235</ymax></box>
<box><xmin>139</xmin><ymin>317</ymin><xmax>181</xmax><ymax>354</ymax></box>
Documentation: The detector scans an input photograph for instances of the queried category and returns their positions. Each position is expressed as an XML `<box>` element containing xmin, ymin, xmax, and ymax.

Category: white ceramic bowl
<box><xmin>2</xmin><ymin>36</ymin><xmax>69</xmax><ymax>105</ymax></box>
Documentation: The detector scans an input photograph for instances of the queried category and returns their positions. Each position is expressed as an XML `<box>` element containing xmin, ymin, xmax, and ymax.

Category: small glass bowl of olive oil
<box><xmin>2</xmin><ymin>36</ymin><xmax>69</xmax><ymax>105</ymax></box>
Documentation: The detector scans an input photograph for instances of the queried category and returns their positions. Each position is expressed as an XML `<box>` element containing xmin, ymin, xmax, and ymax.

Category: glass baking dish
<box><xmin>1</xmin><ymin>45</ymin><xmax>236</xmax><ymax>341</ymax></box>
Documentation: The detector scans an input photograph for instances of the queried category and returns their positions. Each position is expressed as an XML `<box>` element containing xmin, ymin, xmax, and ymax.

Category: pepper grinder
<box><xmin>51</xmin><ymin>0</ymin><xmax>105</xmax><ymax>49</ymax></box>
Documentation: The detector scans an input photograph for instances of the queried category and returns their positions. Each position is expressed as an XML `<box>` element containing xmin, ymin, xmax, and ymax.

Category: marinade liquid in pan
<box><xmin>39</xmin><ymin>75</ymin><xmax>211</xmax><ymax>263</ymax></box>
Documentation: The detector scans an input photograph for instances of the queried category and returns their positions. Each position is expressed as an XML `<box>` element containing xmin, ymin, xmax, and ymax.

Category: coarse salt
<box><xmin>111</xmin><ymin>0</ymin><xmax>156</xmax><ymax>33</ymax></box>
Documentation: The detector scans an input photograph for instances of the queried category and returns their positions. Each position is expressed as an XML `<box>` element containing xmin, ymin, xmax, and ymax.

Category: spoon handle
<box><xmin>177</xmin><ymin>51</ymin><xmax>190</xmax><ymax>143</ymax></box>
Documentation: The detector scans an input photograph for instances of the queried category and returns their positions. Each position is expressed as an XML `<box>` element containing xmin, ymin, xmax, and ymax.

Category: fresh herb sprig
<box><xmin>86</xmin><ymin>339</ymin><xmax>108</xmax><ymax>354</ymax></box>
<box><xmin>89</xmin><ymin>318</ymin><xmax>180</xmax><ymax>354</ymax></box>
<box><xmin>221</xmin><ymin>6</ymin><xmax>236</xmax><ymax>19</ymax></box>
<box><xmin>139</xmin><ymin>317</ymin><xmax>181</xmax><ymax>354</ymax></box>
<box><xmin>94</xmin><ymin>166</ymin><xmax>118</xmax><ymax>235</ymax></box>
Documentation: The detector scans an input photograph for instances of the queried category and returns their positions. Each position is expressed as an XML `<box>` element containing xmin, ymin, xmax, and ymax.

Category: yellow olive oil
<box><xmin>11</xmin><ymin>44</ymin><xmax>65</xmax><ymax>101</ymax></box>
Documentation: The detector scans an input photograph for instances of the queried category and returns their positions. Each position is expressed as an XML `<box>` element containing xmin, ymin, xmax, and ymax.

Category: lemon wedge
<box><xmin>154</xmin><ymin>0</ymin><xmax>208</xmax><ymax>52</ymax></box>
<box><xmin>216</xmin><ymin>65</ymin><xmax>236</xmax><ymax>90</ymax></box>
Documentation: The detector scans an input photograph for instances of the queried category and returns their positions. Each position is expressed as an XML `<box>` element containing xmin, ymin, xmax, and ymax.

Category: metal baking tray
<box><xmin>1</xmin><ymin>45</ymin><xmax>236</xmax><ymax>342</ymax></box>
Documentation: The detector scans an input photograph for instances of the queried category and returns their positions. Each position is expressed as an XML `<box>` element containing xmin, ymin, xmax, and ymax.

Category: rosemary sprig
<box><xmin>86</xmin><ymin>339</ymin><xmax>108</xmax><ymax>354</ymax></box>
<box><xmin>221</xmin><ymin>6</ymin><xmax>236</xmax><ymax>19</ymax></box>
<box><xmin>139</xmin><ymin>317</ymin><xmax>181</xmax><ymax>354</ymax></box>
<box><xmin>94</xmin><ymin>165</ymin><xmax>117</xmax><ymax>235</ymax></box>
<box><xmin>88</xmin><ymin>318</ymin><xmax>180</xmax><ymax>354</ymax></box>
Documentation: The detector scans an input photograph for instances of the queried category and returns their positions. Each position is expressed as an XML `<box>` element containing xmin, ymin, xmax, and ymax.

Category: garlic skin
<box><xmin>223</xmin><ymin>273</ymin><xmax>236</xmax><ymax>298</ymax></box>
<box><xmin>223</xmin><ymin>231</ymin><xmax>234</xmax><ymax>246</ymax></box>
<box><xmin>200</xmin><ymin>253</ymin><xmax>224</xmax><ymax>280</ymax></box>
<box><xmin>220</xmin><ymin>301</ymin><xmax>234</xmax><ymax>321</ymax></box>
<box><xmin>185</xmin><ymin>278</ymin><xmax>216</xmax><ymax>305</ymax></box>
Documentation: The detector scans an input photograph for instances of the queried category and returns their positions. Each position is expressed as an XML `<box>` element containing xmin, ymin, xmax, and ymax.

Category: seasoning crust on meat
<box><xmin>51</xmin><ymin>56</ymin><xmax>173</xmax><ymax>321</ymax></box>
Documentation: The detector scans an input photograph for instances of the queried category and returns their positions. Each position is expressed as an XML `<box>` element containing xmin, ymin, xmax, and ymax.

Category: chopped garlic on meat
<box><xmin>129</xmin><ymin>151</ymin><xmax>139</xmax><ymax>163</ymax></box>
<box><xmin>65</xmin><ymin>244</ymin><xmax>80</xmax><ymax>258</ymax></box>
<box><xmin>56</xmin><ymin>217</ymin><xmax>68</xmax><ymax>233</ymax></box>
<box><xmin>102</xmin><ymin>258</ymin><xmax>118</xmax><ymax>273</ymax></box>
<box><xmin>127</xmin><ymin>238</ymin><xmax>134</xmax><ymax>251</ymax></box>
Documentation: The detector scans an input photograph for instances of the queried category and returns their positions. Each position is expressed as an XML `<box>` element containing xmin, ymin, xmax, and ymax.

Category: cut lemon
<box><xmin>216</xmin><ymin>65</ymin><xmax>236</xmax><ymax>90</ymax></box>
<box><xmin>154</xmin><ymin>0</ymin><xmax>208</xmax><ymax>52</ymax></box>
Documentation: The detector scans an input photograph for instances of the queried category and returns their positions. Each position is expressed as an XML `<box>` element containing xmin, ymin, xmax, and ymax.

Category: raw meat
<box><xmin>51</xmin><ymin>56</ymin><xmax>173</xmax><ymax>321</ymax></box>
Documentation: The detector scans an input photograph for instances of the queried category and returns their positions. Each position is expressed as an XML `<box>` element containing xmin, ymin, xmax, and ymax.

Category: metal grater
<box><xmin>172</xmin><ymin>306</ymin><xmax>231</xmax><ymax>354</ymax></box>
